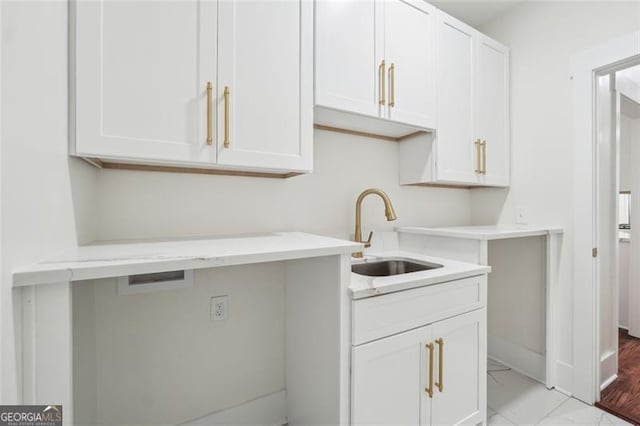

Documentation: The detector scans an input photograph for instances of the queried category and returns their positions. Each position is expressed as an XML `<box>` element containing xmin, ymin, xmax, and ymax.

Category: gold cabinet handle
<box><xmin>482</xmin><ymin>140</ymin><xmax>487</xmax><ymax>174</ymax></box>
<box><xmin>389</xmin><ymin>63</ymin><xmax>395</xmax><ymax>108</ymax></box>
<box><xmin>379</xmin><ymin>60</ymin><xmax>386</xmax><ymax>106</ymax></box>
<box><xmin>435</xmin><ymin>338</ymin><xmax>444</xmax><ymax>392</ymax></box>
<box><xmin>224</xmin><ymin>86</ymin><xmax>230</xmax><ymax>148</ymax></box>
<box><xmin>475</xmin><ymin>139</ymin><xmax>482</xmax><ymax>174</ymax></box>
<box><xmin>206</xmin><ymin>82</ymin><xmax>213</xmax><ymax>145</ymax></box>
<box><xmin>425</xmin><ymin>342</ymin><xmax>434</xmax><ymax>398</ymax></box>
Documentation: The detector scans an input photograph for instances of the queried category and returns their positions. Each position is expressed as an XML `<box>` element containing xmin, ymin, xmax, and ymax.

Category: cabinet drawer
<box><xmin>352</xmin><ymin>275</ymin><xmax>487</xmax><ymax>345</ymax></box>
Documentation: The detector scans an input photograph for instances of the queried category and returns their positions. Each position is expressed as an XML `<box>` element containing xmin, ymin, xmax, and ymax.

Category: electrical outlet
<box><xmin>210</xmin><ymin>295</ymin><xmax>228</xmax><ymax>321</ymax></box>
<box><xmin>516</xmin><ymin>207</ymin><xmax>528</xmax><ymax>225</ymax></box>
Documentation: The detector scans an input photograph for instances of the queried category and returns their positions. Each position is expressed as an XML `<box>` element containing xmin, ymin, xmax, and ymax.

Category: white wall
<box><xmin>74</xmin><ymin>264</ymin><xmax>286</xmax><ymax>425</ymax></box>
<box><xmin>0</xmin><ymin>0</ymin><xmax>98</xmax><ymax>403</ymax></box>
<box><xmin>96</xmin><ymin>130</ymin><xmax>472</xmax><ymax>241</ymax></box>
<box><xmin>473</xmin><ymin>1</ymin><xmax>640</xmax><ymax>389</ymax></box>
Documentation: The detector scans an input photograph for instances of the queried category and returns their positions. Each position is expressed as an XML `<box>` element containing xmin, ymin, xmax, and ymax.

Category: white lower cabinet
<box><xmin>351</xmin><ymin>277</ymin><xmax>487</xmax><ymax>426</ymax></box>
<box><xmin>352</xmin><ymin>325</ymin><xmax>429</xmax><ymax>425</ymax></box>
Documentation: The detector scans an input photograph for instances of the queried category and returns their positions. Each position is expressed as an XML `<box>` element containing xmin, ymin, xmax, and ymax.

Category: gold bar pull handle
<box><xmin>389</xmin><ymin>63</ymin><xmax>395</xmax><ymax>107</ymax></box>
<box><xmin>475</xmin><ymin>139</ymin><xmax>482</xmax><ymax>174</ymax></box>
<box><xmin>425</xmin><ymin>342</ymin><xmax>434</xmax><ymax>398</ymax></box>
<box><xmin>435</xmin><ymin>338</ymin><xmax>444</xmax><ymax>392</ymax></box>
<box><xmin>379</xmin><ymin>60</ymin><xmax>386</xmax><ymax>106</ymax></box>
<box><xmin>482</xmin><ymin>140</ymin><xmax>487</xmax><ymax>174</ymax></box>
<box><xmin>224</xmin><ymin>86</ymin><xmax>230</xmax><ymax>148</ymax></box>
<box><xmin>206</xmin><ymin>82</ymin><xmax>213</xmax><ymax>145</ymax></box>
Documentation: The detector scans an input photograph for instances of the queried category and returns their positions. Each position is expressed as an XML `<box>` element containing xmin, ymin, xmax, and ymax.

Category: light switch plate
<box><xmin>516</xmin><ymin>207</ymin><xmax>528</xmax><ymax>225</ymax></box>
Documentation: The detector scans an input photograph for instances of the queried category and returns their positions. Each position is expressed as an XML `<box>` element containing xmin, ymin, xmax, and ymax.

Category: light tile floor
<box><xmin>487</xmin><ymin>359</ymin><xmax>632</xmax><ymax>425</ymax></box>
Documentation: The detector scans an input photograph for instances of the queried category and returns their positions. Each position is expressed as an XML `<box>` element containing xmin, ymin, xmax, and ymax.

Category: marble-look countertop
<box><xmin>350</xmin><ymin>249</ymin><xmax>490</xmax><ymax>299</ymax></box>
<box><xmin>13</xmin><ymin>232</ymin><xmax>362</xmax><ymax>287</ymax></box>
<box><xmin>397</xmin><ymin>225</ymin><xmax>563</xmax><ymax>241</ymax></box>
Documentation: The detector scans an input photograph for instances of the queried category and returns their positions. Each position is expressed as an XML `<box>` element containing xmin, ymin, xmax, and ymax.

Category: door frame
<box><xmin>571</xmin><ymin>30</ymin><xmax>640</xmax><ymax>404</ymax></box>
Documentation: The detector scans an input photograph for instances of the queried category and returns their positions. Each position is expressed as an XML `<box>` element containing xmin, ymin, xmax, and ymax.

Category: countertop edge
<box><xmin>397</xmin><ymin>226</ymin><xmax>564</xmax><ymax>240</ymax></box>
<box><xmin>12</xmin><ymin>233</ymin><xmax>362</xmax><ymax>287</ymax></box>
<box><xmin>350</xmin><ymin>268</ymin><xmax>490</xmax><ymax>300</ymax></box>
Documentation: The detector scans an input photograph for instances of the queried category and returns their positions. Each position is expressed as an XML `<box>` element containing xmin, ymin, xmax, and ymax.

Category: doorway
<box><xmin>595</xmin><ymin>64</ymin><xmax>640</xmax><ymax>424</ymax></box>
<box><xmin>571</xmin><ymin>30</ymin><xmax>640</xmax><ymax>406</ymax></box>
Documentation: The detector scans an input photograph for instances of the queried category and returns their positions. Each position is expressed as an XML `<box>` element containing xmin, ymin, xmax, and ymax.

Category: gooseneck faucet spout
<box><xmin>353</xmin><ymin>188</ymin><xmax>397</xmax><ymax>258</ymax></box>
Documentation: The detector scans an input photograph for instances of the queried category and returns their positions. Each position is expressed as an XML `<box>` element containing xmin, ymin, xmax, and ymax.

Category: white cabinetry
<box><xmin>351</xmin><ymin>275</ymin><xmax>487</xmax><ymax>426</ymax></box>
<box><xmin>71</xmin><ymin>0</ymin><xmax>312</xmax><ymax>176</ymax></box>
<box><xmin>399</xmin><ymin>10</ymin><xmax>510</xmax><ymax>187</ymax></box>
<box><xmin>477</xmin><ymin>34</ymin><xmax>510</xmax><ymax>186</ymax></box>
<box><xmin>314</xmin><ymin>0</ymin><xmax>436</xmax><ymax>138</ymax></box>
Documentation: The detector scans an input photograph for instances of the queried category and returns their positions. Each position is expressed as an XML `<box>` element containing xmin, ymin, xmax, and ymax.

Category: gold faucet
<box><xmin>353</xmin><ymin>188</ymin><xmax>397</xmax><ymax>258</ymax></box>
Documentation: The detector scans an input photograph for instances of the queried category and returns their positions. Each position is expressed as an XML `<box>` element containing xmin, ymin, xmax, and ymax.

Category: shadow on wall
<box><xmin>67</xmin><ymin>157</ymin><xmax>98</xmax><ymax>244</ymax></box>
<box><xmin>470</xmin><ymin>187</ymin><xmax>510</xmax><ymax>225</ymax></box>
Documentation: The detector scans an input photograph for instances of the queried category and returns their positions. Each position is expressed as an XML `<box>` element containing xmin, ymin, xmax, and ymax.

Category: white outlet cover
<box><xmin>210</xmin><ymin>295</ymin><xmax>228</xmax><ymax>321</ymax></box>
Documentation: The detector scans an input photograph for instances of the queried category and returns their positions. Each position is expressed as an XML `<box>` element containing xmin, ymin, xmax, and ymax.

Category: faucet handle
<box><xmin>364</xmin><ymin>231</ymin><xmax>373</xmax><ymax>248</ymax></box>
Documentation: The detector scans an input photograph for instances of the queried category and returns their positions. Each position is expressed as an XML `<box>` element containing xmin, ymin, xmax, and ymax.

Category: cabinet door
<box><xmin>384</xmin><ymin>0</ymin><xmax>436</xmax><ymax>129</ymax></box>
<box><xmin>217</xmin><ymin>0</ymin><xmax>312</xmax><ymax>171</ymax></box>
<box><xmin>315</xmin><ymin>0</ymin><xmax>382</xmax><ymax>119</ymax></box>
<box><xmin>352</xmin><ymin>325</ymin><xmax>432</xmax><ymax>425</ymax></box>
<box><xmin>431</xmin><ymin>309</ymin><xmax>486</xmax><ymax>426</ymax></box>
<box><xmin>74</xmin><ymin>0</ymin><xmax>216</xmax><ymax>163</ymax></box>
<box><xmin>477</xmin><ymin>35</ymin><xmax>510</xmax><ymax>186</ymax></box>
<box><xmin>434</xmin><ymin>11</ymin><xmax>479</xmax><ymax>184</ymax></box>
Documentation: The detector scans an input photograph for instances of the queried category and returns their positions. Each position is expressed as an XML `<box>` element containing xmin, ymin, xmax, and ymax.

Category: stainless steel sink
<box><xmin>351</xmin><ymin>257</ymin><xmax>443</xmax><ymax>277</ymax></box>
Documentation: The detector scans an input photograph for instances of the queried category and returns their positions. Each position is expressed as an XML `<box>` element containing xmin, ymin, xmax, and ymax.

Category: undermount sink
<box><xmin>351</xmin><ymin>257</ymin><xmax>443</xmax><ymax>277</ymax></box>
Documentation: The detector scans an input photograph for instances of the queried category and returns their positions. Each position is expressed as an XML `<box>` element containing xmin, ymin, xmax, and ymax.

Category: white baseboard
<box><xmin>601</xmin><ymin>374</ymin><xmax>618</xmax><ymax>391</ymax></box>
<box><xmin>489</xmin><ymin>335</ymin><xmax>545</xmax><ymax>383</ymax></box>
<box><xmin>182</xmin><ymin>390</ymin><xmax>286</xmax><ymax>426</ymax></box>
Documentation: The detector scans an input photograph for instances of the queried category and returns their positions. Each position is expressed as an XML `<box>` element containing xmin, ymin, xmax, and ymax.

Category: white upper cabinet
<box><xmin>73</xmin><ymin>0</ymin><xmax>216</xmax><ymax>164</ymax></box>
<box><xmin>399</xmin><ymin>9</ymin><xmax>510</xmax><ymax>187</ymax></box>
<box><xmin>314</xmin><ymin>0</ymin><xmax>436</xmax><ymax>137</ymax></box>
<box><xmin>384</xmin><ymin>0</ymin><xmax>437</xmax><ymax>129</ymax></box>
<box><xmin>72</xmin><ymin>0</ymin><xmax>313</xmax><ymax>175</ymax></box>
<box><xmin>216</xmin><ymin>0</ymin><xmax>312</xmax><ymax>172</ymax></box>
<box><xmin>314</xmin><ymin>0</ymin><xmax>380</xmax><ymax>119</ymax></box>
<box><xmin>477</xmin><ymin>34</ymin><xmax>510</xmax><ymax>187</ymax></box>
<box><xmin>434</xmin><ymin>11</ymin><xmax>477</xmax><ymax>184</ymax></box>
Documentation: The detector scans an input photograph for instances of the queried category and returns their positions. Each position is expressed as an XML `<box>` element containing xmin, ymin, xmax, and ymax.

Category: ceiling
<box><xmin>430</xmin><ymin>0</ymin><xmax>524</xmax><ymax>28</ymax></box>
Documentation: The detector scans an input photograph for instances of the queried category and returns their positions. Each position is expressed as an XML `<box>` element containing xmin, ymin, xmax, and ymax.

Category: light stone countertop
<box><xmin>12</xmin><ymin>232</ymin><xmax>362</xmax><ymax>287</ymax></box>
<box><xmin>397</xmin><ymin>225</ymin><xmax>563</xmax><ymax>240</ymax></box>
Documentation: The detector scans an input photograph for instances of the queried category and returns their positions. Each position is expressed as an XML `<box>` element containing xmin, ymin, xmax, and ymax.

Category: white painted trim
<box><xmin>181</xmin><ymin>390</ymin><xmax>286</xmax><ymax>426</ymax></box>
<box><xmin>571</xmin><ymin>30</ymin><xmax>640</xmax><ymax>404</ymax></box>
<box><xmin>546</xmin><ymin>232</ymin><xmax>562</xmax><ymax>389</ymax></box>
<box><xmin>488</xmin><ymin>336</ymin><xmax>545</xmax><ymax>384</ymax></box>
<box><xmin>0</xmin><ymin>0</ymin><xmax>3</xmax><ymax>401</ymax></box>
<box><xmin>21</xmin><ymin>283</ymin><xmax>74</xmax><ymax>425</ymax></box>
<box><xmin>600</xmin><ymin>350</ymin><xmax>617</xmax><ymax>391</ymax></box>
<box><xmin>600</xmin><ymin>374</ymin><xmax>618</xmax><ymax>392</ymax></box>
<box><xmin>554</xmin><ymin>360</ymin><xmax>574</xmax><ymax>397</ymax></box>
